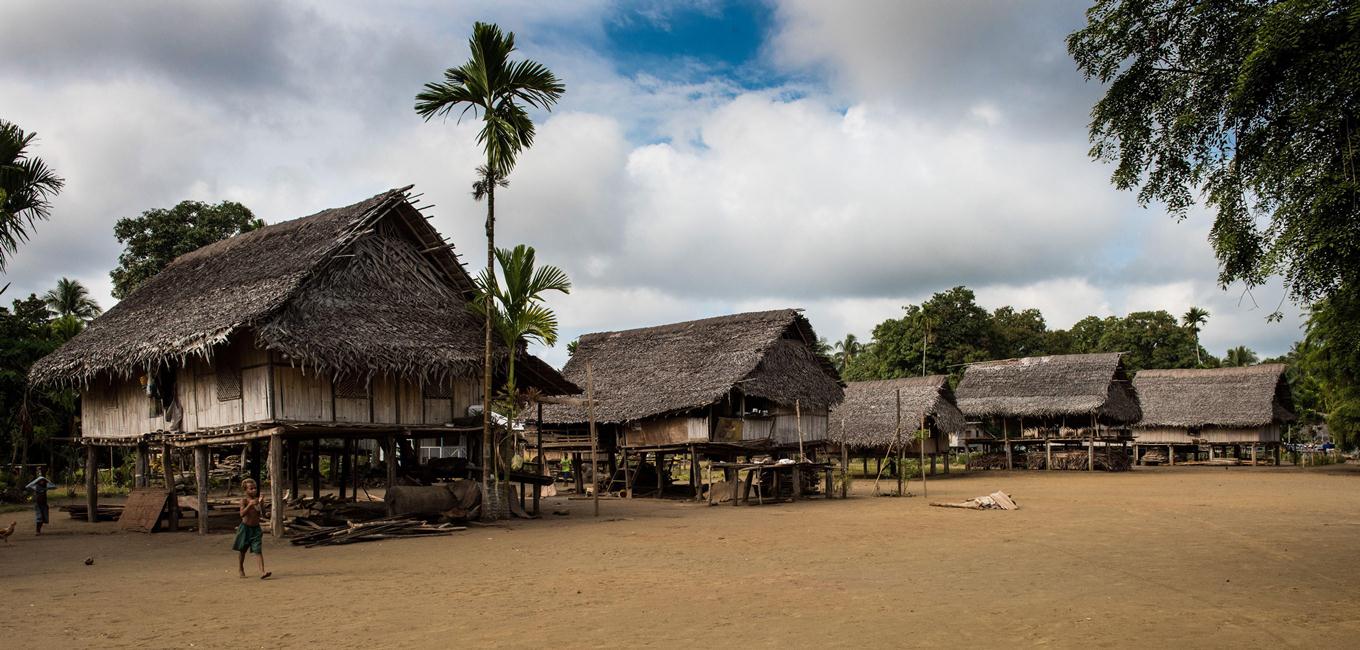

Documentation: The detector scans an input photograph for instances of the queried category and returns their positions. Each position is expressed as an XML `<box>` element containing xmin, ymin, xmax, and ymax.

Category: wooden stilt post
<box><xmin>1088</xmin><ymin>415</ymin><xmax>1095</xmax><ymax>472</ymax></box>
<box><xmin>841</xmin><ymin>418</ymin><xmax>849</xmax><ymax>498</ymax></box>
<box><xmin>1004</xmin><ymin>418</ymin><xmax>1013</xmax><ymax>470</ymax></box>
<box><xmin>162</xmin><ymin>443</ymin><xmax>179</xmax><ymax>531</ymax></box>
<box><xmin>310</xmin><ymin>437</ymin><xmax>321</xmax><ymax>498</ymax></box>
<box><xmin>384</xmin><ymin>435</ymin><xmax>397</xmax><ymax>492</ymax></box>
<box><xmin>534</xmin><ymin>402</ymin><xmax>544</xmax><ymax>516</ymax></box>
<box><xmin>587</xmin><ymin>364</ymin><xmax>599</xmax><ymax>517</ymax></box>
<box><xmin>339</xmin><ymin>438</ymin><xmax>351</xmax><ymax>501</ymax></box>
<box><xmin>195</xmin><ymin>447</ymin><xmax>210</xmax><ymax>535</ymax></box>
<box><xmin>656</xmin><ymin>452</ymin><xmax>665</xmax><ymax>496</ymax></box>
<box><xmin>249</xmin><ymin>440</ymin><xmax>262</xmax><ymax>485</ymax></box>
<box><xmin>572</xmin><ymin>452</ymin><xmax>584</xmax><ymax>494</ymax></box>
<box><xmin>1046</xmin><ymin>438</ymin><xmax>1053</xmax><ymax>471</ymax></box>
<box><xmin>943</xmin><ymin>444</ymin><xmax>950</xmax><ymax>475</ymax></box>
<box><xmin>135</xmin><ymin>442</ymin><xmax>149</xmax><ymax>488</ymax></box>
<box><xmin>85</xmin><ymin>444</ymin><xmax>98</xmax><ymax>524</ymax></box>
<box><xmin>268</xmin><ymin>434</ymin><xmax>284</xmax><ymax>539</ymax></box>
<box><xmin>1251</xmin><ymin>444</ymin><xmax>1258</xmax><ymax>465</ymax></box>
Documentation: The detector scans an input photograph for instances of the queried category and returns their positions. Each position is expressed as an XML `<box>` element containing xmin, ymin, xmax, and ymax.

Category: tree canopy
<box><xmin>109</xmin><ymin>200</ymin><xmax>262</xmax><ymax>299</ymax></box>
<box><xmin>0</xmin><ymin>119</ymin><xmax>64</xmax><ymax>270</ymax></box>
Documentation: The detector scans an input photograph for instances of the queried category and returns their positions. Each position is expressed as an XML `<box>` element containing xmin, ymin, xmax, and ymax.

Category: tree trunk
<box><xmin>482</xmin><ymin>174</ymin><xmax>501</xmax><ymax>521</ymax></box>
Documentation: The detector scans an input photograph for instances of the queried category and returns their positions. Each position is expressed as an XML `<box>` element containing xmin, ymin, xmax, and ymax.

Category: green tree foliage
<box><xmin>0</xmin><ymin>119</ymin><xmax>65</xmax><ymax>270</ymax></box>
<box><xmin>1182</xmin><ymin>306</ymin><xmax>1210</xmax><ymax>365</ymax></box>
<box><xmin>1069</xmin><ymin>0</ymin><xmax>1360</xmax><ymax>309</ymax></box>
<box><xmin>989</xmin><ymin>306</ymin><xmax>1050</xmax><ymax>360</ymax></box>
<box><xmin>0</xmin><ymin>294</ymin><xmax>76</xmax><ymax>488</ymax></box>
<box><xmin>832</xmin><ymin>333</ymin><xmax>862</xmax><ymax>373</ymax></box>
<box><xmin>1224</xmin><ymin>345</ymin><xmax>1260</xmax><ymax>367</ymax></box>
<box><xmin>1295</xmin><ymin>293</ymin><xmax>1360</xmax><ymax>447</ymax></box>
<box><xmin>1093</xmin><ymin>311</ymin><xmax>1203</xmax><ymax>373</ymax></box>
<box><xmin>110</xmin><ymin>200</ymin><xmax>261</xmax><ymax>299</ymax></box>
<box><xmin>843</xmin><ymin>287</ymin><xmax>995</xmax><ymax>381</ymax></box>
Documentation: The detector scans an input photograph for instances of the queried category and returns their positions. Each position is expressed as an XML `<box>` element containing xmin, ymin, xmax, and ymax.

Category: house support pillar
<box><xmin>162</xmin><ymin>444</ymin><xmax>179</xmax><ymax>531</ymax></box>
<box><xmin>85</xmin><ymin>444</ymin><xmax>98</xmax><ymax>524</ymax></box>
<box><xmin>268</xmin><ymin>434</ymin><xmax>284</xmax><ymax>539</ymax></box>
<box><xmin>134</xmin><ymin>442</ymin><xmax>149</xmax><ymax>488</ymax></box>
<box><xmin>195</xmin><ymin>446</ymin><xmax>210</xmax><ymax>535</ymax></box>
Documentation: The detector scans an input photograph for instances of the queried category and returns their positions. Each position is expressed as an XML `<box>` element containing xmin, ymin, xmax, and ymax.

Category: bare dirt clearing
<box><xmin>3</xmin><ymin>466</ymin><xmax>1358</xmax><ymax>648</ymax></box>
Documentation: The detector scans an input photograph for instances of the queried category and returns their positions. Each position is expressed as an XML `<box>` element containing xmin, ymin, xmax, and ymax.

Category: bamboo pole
<box><xmin>895</xmin><ymin>389</ymin><xmax>903</xmax><ymax>497</ymax></box>
<box><xmin>796</xmin><ymin>399</ymin><xmax>805</xmax><ymax>461</ymax></box>
<box><xmin>85</xmin><ymin>444</ymin><xmax>97</xmax><ymax>523</ymax></box>
<box><xmin>840</xmin><ymin>416</ymin><xmax>848</xmax><ymax>498</ymax></box>
<box><xmin>195</xmin><ymin>447</ymin><xmax>210</xmax><ymax>535</ymax></box>
<box><xmin>268</xmin><ymin>434</ymin><xmax>284</xmax><ymax>538</ymax></box>
<box><xmin>919</xmin><ymin>408</ymin><xmax>927</xmax><ymax>499</ymax></box>
<box><xmin>587</xmin><ymin>363</ymin><xmax>599</xmax><ymax>518</ymax></box>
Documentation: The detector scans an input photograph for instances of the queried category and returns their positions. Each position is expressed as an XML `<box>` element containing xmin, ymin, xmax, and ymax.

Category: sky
<box><xmin>1</xmin><ymin>0</ymin><xmax>1308</xmax><ymax>368</ymax></box>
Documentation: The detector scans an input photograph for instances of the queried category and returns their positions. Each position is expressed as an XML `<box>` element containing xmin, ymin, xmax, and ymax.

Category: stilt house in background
<box><xmin>831</xmin><ymin>375</ymin><xmax>964</xmax><ymax>476</ymax></box>
<box><xmin>1132</xmin><ymin>364</ymin><xmax>1293</xmax><ymax>465</ymax></box>
<box><xmin>540</xmin><ymin>309</ymin><xmax>843</xmax><ymax>497</ymax></box>
<box><xmin>954</xmin><ymin>352</ymin><xmax>1141</xmax><ymax>471</ymax></box>
<box><xmin>29</xmin><ymin>186</ymin><xmax>574</xmax><ymax>534</ymax></box>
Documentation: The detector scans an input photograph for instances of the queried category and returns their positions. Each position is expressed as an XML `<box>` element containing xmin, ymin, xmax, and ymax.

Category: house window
<box><xmin>334</xmin><ymin>376</ymin><xmax>369</xmax><ymax>399</ymax></box>
<box><xmin>215</xmin><ymin>363</ymin><xmax>242</xmax><ymax>402</ymax></box>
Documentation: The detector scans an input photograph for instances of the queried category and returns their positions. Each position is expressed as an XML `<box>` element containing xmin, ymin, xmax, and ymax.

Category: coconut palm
<box><xmin>1224</xmin><ymin>345</ymin><xmax>1259</xmax><ymax>367</ymax></box>
<box><xmin>415</xmin><ymin>22</ymin><xmax>564</xmax><ymax>517</ymax></box>
<box><xmin>474</xmin><ymin>244</ymin><xmax>571</xmax><ymax>401</ymax></box>
<box><xmin>1</xmin><ymin>120</ymin><xmax>65</xmax><ymax>270</ymax></box>
<box><xmin>43</xmin><ymin>277</ymin><xmax>101</xmax><ymax>321</ymax></box>
<box><xmin>1181</xmin><ymin>306</ymin><xmax>1209</xmax><ymax>365</ymax></box>
<box><xmin>833</xmin><ymin>333</ymin><xmax>862</xmax><ymax>372</ymax></box>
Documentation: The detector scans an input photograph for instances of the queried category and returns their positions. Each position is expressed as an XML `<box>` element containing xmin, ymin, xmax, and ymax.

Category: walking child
<box><xmin>232</xmin><ymin>478</ymin><xmax>270</xmax><ymax>579</ymax></box>
<box><xmin>25</xmin><ymin>470</ymin><xmax>52</xmax><ymax>535</ymax></box>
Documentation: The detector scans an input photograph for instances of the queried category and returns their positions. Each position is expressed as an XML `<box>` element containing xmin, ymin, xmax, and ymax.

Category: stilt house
<box><xmin>954</xmin><ymin>352</ymin><xmax>1141</xmax><ymax>471</ymax></box>
<box><xmin>541</xmin><ymin>309</ymin><xmax>843</xmax><ymax>496</ymax></box>
<box><xmin>1132</xmin><ymin>364</ymin><xmax>1294</xmax><ymax>465</ymax></box>
<box><xmin>29</xmin><ymin>186</ymin><xmax>574</xmax><ymax>532</ymax></box>
<box><xmin>831</xmin><ymin>375</ymin><xmax>964</xmax><ymax>475</ymax></box>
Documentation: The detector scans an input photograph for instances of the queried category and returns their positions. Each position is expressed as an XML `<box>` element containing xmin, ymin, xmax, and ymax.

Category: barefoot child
<box><xmin>233</xmin><ymin>478</ymin><xmax>270</xmax><ymax>579</ymax></box>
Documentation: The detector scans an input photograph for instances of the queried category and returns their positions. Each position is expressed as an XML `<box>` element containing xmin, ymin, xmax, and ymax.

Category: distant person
<box><xmin>233</xmin><ymin>478</ymin><xmax>270</xmax><ymax>579</ymax></box>
<box><xmin>25</xmin><ymin>470</ymin><xmax>52</xmax><ymax>535</ymax></box>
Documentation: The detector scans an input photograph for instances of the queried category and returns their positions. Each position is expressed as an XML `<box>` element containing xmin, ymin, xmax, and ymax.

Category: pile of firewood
<box><xmin>288</xmin><ymin>515</ymin><xmax>464</xmax><ymax>547</ymax></box>
<box><xmin>1024</xmin><ymin>448</ymin><xmax>1131</xmax><ymax>471</ymax></box>
<box><xmin>1140</xmin><ymin>448</ymin><xmax>1169</xmax><ymax>465</ymax></box>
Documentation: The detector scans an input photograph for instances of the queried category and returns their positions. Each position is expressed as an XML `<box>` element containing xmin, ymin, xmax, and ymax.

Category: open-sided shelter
<box><xmin>30</xmin><ymin>186</ymin><xmax>575</xmax><ymax>533</ymax></box>
<box><xmin>1132</xmin><ymin>364</ymin><xmax>1293</xmax><ymax>465</ymax></box>
<box><xmin>831</xmin><ymin>375</ymin><xmax>964</xmax><ymax>477</ymax></box>
<box><xmin>955</xmin><ymin>352</ymin><xmax>1141</xmax><ymax>471</ymax></box>
<box><xmin>541</xmin><ymin>309</ymin><xmax>843</xmax><ymax>498</ymax></box>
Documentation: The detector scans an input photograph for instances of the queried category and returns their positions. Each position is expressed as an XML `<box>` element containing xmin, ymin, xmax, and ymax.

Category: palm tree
<box><xmin>475</xmin><ymin>244</ymin><xmax>571</xmax><ymax>401</ymax></box>
<box><xmin>1</xmin><ymin>120</ymin><xmax>65</xmax><ymax>270</ymax></box>
<box><xmin>415</xmin><ymin>22</ymin><xmax>564</xmax><ymax>517</ymax></box>
<box><xmin>1182</xmin><ymin>306</ymin><xmax>1209</xmax><ymax>365</ymax></box>
<box><xmin>1224</xmin><ymin>345</ymin><xmax>1259</xmax><ymax>367</ymax></box>
<box><xmin>833</xmin><ymin>333</ymin><xmax>862</xmax><ymax>372</ymax></box>
<box><xmin>43</xmin><ymin>277</ymin><xmax>101</xmax><ymax>321</ymax></box>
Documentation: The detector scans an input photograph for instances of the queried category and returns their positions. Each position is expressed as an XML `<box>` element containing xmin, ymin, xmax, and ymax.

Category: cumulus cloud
<box><xmin>0</xmin><ymin>0</ymin><xmax>1307</xmax><ymax>370</ymax></box>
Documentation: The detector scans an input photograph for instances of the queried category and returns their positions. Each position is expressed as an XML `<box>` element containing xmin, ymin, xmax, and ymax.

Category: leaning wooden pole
<box><xmin>919</xmin><ymin>409</ymin><xmax>927</xmax><ymax>499</ymax></box>
<box><xmin>587</xmin><ymin>363</ymin><xmax>600</xmax><ymax>518</ymax></box>
<box><xmin>85</xmin><ymin>444</ymin><xmax>98</xmax><ymax>523</ymax></box>
<box><xmin>194</xmin><ymin>447</ymin><xmax>210</xmax><ymax>535</ymax></box>
<box><xmin>268</xmin><ymin>434</ymin><xmax>284</xmax><ymax>539</ymax></box>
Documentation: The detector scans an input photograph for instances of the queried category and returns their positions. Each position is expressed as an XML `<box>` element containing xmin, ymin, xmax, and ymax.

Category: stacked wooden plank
<box><xmin>288</xmin><ymin>515</ymin><xmax>464</xmax><ymax>547</ymax></box>
<box><xmin>60</xmin><ymin>504</ymin><xmax>122</xmax><ymax>521</ymax></box>
<box><xmin>966</xmin><ymin>453</ymin><xmax>1015</xmax><ymax>470</ymax></box>
<box><xmin>1140</xmin><ymin>448</ymin><xmax>1169</xmax><ymax>465</ymax></box>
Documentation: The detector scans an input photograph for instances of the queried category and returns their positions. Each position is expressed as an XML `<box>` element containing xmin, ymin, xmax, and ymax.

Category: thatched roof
<box><xmin>30</xmin><ymin>187</ymin><xmax>575</xmax><ymax>394</ymax></box>
<box><xmin>830</xmin><ymin>375</ymin><xmax>965</xmax><ymax>449</ymax></box>
<box><xmin>543</xmin><ymin>309</ymin><xmax>843</xmax><ymax>424</ymax></box>
<box><xmin>955</xmin><ymin>352</ymin><xmax>1141</xmax><ymax>424</ymax></box>
<box><xmin>1134</xmin><ymin>364</ymin><xmax>1294</xmax><ymax>429</ymax></box>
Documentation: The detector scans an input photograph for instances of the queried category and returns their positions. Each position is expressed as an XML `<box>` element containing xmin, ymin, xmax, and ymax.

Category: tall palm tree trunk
<box><xmin>482</xmin><ymin>176</ymin><xmax>498</xmax><ymax>521</ymax></box>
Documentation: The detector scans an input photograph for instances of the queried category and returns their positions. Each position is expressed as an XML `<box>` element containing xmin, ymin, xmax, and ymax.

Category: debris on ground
<box><xmin>288</xmin><ymin>515</ymin><xmax>465</xmax><ymax>547</ymax></box>
<box><xmin>930</xmin><ymin>491</ymin><xmax>1019</xmax><ymax>510</ymax></box>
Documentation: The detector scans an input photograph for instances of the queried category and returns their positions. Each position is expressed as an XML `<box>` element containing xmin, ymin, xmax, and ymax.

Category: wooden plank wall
<box><xmin>80</xmin><ymin>337</ymin><xmax>483</xmax><ymax>439</ymax></box>
<box><xmin>772</xmin><ymin>411</ymin><xmax>829</xmax><ymax>444</ymax></box>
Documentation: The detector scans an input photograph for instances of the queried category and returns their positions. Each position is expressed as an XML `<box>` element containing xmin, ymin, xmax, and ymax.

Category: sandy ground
<box><xmin>3</xmin><ymin>465</ymin><xmax>1359</xmax><ymax>649</ymax></box>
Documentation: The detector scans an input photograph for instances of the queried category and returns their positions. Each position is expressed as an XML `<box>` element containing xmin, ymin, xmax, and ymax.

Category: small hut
<box><xmin>1132</xmin><ymin>364</ymin><xmax>1294</xmax><ymax>465</ymax></box>
<box><xmin>831</xmin><ymin>376</ymin><xmax>964</xmax><ymax>479</ymax></box>
<box><xmin>955</xmin><ymin>352</ymin><xmax>1141</xmax><ymax>471</ymax></box>
<box><xmin>541</xmin><ymin>309</ymin><xmax>844</xmax><ymax>498</ymax></box>
<box><xmin>29</xmin><ymin>187</ymin><xmax>575</xmax><ymax>533</ymax></box>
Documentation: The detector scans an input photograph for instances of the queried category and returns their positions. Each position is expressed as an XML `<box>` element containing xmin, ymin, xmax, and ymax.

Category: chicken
<box><xmin>0</xmin><ymin>521</ymin><xmax>16</xmax><ymax>543</ymax></box>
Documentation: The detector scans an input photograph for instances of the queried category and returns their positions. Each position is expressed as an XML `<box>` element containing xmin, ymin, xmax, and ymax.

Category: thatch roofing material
<box><xmin>29</xmin><ymin>187</ymin><xmax>575</xmax><ymax>394</ymax></box>
<box><xmin>544</xmin><ymin>309</ymin><xmax>842</xmax><ymax>424</ymax></box>
<box><xmin>1133</xmin><ymin>364</ymin><xmax>1294</xmax><ymax>428</ymax></box>
<box><xmin>955</xmin><ymin>352</ymin><xmax>1141</xmax><ymax>423</ymax></box>
<box><xmin>830</xmin><ymin>375</ymin><xmax>965</xmax><ymax>449</ymax></box>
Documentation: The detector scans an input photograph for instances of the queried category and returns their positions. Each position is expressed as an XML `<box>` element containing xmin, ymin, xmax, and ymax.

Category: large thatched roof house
<box><xmin>33</xmin><ymin>186</ymin><xmax>572</xmax><ymax>442</ymax></box>
<box><xmin>831</xmin><ymin>375</ymin><xmax>963</xmax><ymax>455</ymax></box>
<box><xmin>956</xmin><ymin>352</ymin><xmax>1141</xmax><ymax>427</ymax></box>
<box><xmin>955</xmin><ymin>352</ymin><xmax>1141</xmax><ymax>471</ymax></box>
<box><xmin>1131</xmin><ymin>364</ymin><xmax>1293</xmax><ymax>464</ymax></box>
<box><xmin>544</xmin><ymin>309</ymin><xmax>843</xmax><ymax>454</ymax></box>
